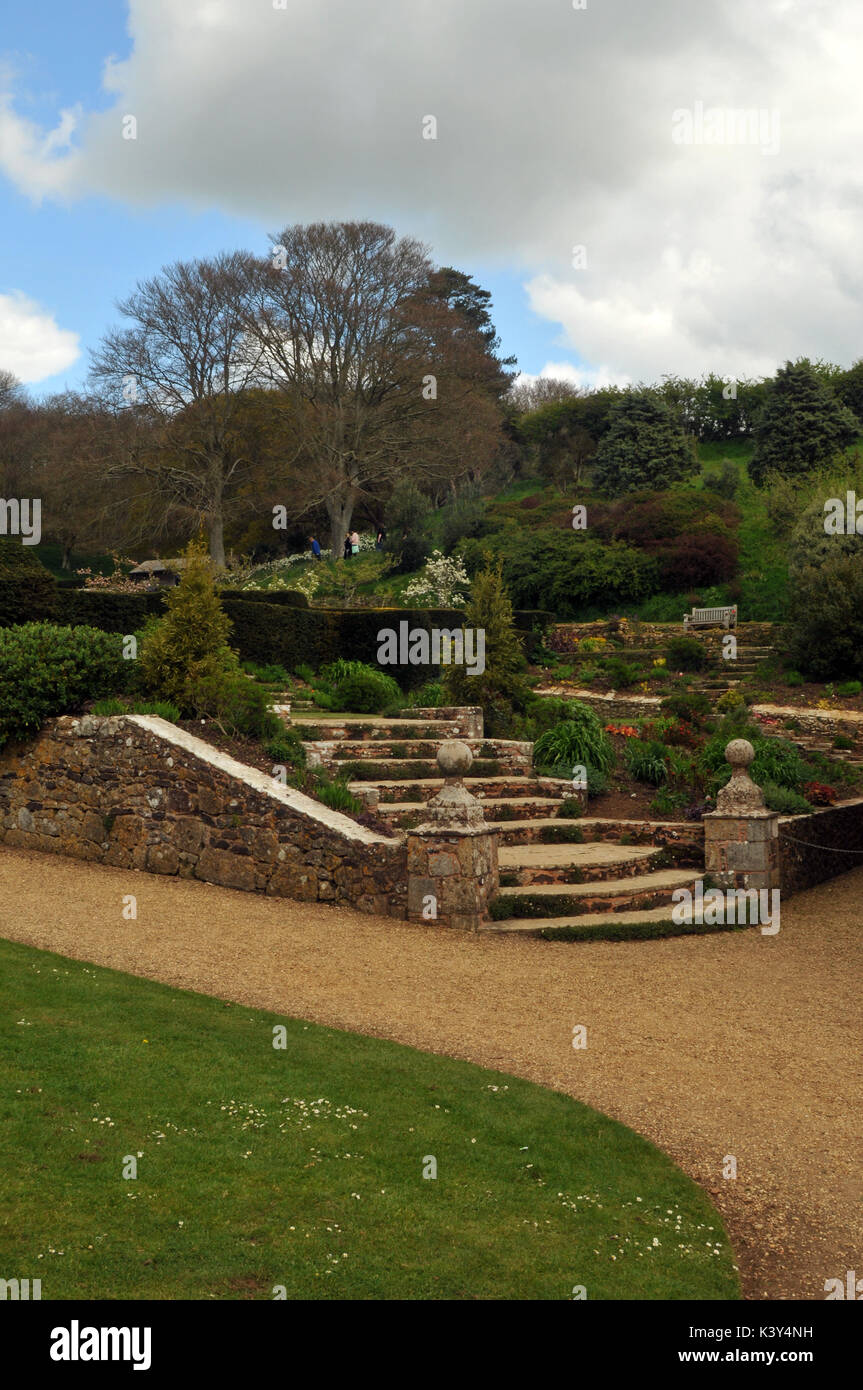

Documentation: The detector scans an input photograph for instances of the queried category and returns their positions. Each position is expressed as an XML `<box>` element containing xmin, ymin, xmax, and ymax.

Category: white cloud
<box><xmin>2</xmin><ymin>0</ymin><xmax>863</xmax><ymax>379</ymax></box>
<box><xmin>0</xmin><ymin>292</ymin><xmax>80</xmax><ymax>382</ymax></box>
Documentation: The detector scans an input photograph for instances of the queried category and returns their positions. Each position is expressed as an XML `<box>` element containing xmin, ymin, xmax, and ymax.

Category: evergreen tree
<box><xmin>443</xmin><ymin>557</ymin><xmax>527</xmax><ymax>733</ymax></box>
<box><xmin>747</xmin><ymin>360</ymin><xmax>859</xmax><ymax>486</ymax></box>
<box><xmin>137</xmin><ymin>538</ymin><xmax>238</xmax><ymax>704</ymax></box>
<box><xmin>591</xmin><ymin>390</ymin><xmax>698</xmax><ymax>495</ymax></box>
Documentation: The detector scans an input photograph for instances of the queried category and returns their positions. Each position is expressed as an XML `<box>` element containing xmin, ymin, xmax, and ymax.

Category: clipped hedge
<box><xmin>219</xmin><ymin>588</ymin><xmax>309</xmax><ymax>609</ymax></box>
<box><xmin>10</xmin><ymin>583</ymin><xmax>552</xmax><ymax>684</ymax></box>
<box><xmin>0</xmin><ymin>539</ymin><xmax>57</xmax><ymax>627</ymax></box>
<box><xmin>54</xmin><ymin>589</ymin><xmax>165</xmax><ymax>632</ymax></box>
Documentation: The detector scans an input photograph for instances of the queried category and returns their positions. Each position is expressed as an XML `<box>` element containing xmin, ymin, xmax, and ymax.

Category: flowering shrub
<box><xmin>803</xmin><ymin>781</ymin><xmax>837</xmax><ymax>806</ymax></box>
<box><xmin>77</xmin><ymin>554</ymin><xmax>141</xmax><ymax>593</ymax></box>
<box><xmin>401</xmin><ymin>550</ymin><xmax>469</xmax><ymax>608</ymax></box>
<box><xmin>605</xmin><ymin>723</ymin><xmax>638</xmax><ymax>738</ymax></box>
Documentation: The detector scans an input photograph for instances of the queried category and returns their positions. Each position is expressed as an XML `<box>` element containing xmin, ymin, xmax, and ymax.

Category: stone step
<box><xmin>302</xmin><ymin>738</ymin><xmax>531</xmax><ymax>761</ymax></box>
<box><xmin>481</xmin><ymin>903</ymin><xmax>728</xmax><ymax>939</ymax></box>
<box><xmin>491</xmin><ymin>870</ymin><xmax>704</xmax><ymax>919</ymax></box>
<box><xmin>358</xmin><ymin>776</ymin><xmax>573</xmax><ymax>805</ymax></box>
<box><xmin>377</xmin><ymin>795</ymin><xmax>575</xmax><ymax>827</ymax></box>
<box><xmin>289</xmin><ymin>716</ymin><xmax>466</xmax><ymax>740</ymax></box>
<box><xmin>488</xmin><ymin>816</ymin><xmax>701</xmax><ymax>848</ymax></box>
<box><xmin>336</xmin><ymin>757</ymin><xmax>528</xmax><ymax>781</ymax></box>
<box><xmin>498</xmin><ymin>841</ymin><xmax>659</xmax><ymax>886</ymax></box>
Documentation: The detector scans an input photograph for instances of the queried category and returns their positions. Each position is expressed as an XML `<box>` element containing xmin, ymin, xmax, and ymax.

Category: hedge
<box><xmin>0</xmin><ymin>539</ymin><xmax>57</xmax><ymax>627</ymax></box>
<box><xmin>6</xmin><ymin>584</ymin><xmax>553</xmax><ymax>685</ymax></box>
<box><xmin>219</xmin><ymin>588</ymin><xmax>309</xmax><ymax>609</ymax></box>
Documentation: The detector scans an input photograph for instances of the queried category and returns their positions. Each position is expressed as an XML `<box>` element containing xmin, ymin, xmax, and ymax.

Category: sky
<box><xmin>2</xmin><ymin>0</ymin><xmax>863</xmax><ymax>399</ymax></box>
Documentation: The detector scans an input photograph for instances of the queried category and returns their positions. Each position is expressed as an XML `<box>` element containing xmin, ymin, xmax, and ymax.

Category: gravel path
<box><xmin>1</xmin><ymin>844</ymin><xmax>860</xmax><ymax>1301</ymax></box>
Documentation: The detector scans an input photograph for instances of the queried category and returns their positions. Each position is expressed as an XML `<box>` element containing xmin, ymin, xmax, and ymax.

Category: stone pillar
<box><xmin>703</xmin><ymin>738</ymin><xmax>780</xmax><ymax>892</ymax></box>
<box><xmin>407</xmin><ymin>741</ymin><xmax>499</xmax><ymax>932</ymax></box>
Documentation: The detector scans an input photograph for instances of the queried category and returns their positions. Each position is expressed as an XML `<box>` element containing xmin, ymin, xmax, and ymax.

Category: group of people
<box><xmin>307</xmin><ymin>528</ymin><xmax>386</xmax><ymax>560</ymax></box>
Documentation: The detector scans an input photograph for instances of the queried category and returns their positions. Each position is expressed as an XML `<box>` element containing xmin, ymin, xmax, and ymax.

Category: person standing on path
<box><xmin>309</xmin><ymin>536</ymin><xmax>321</xmax><ymax>560</ymax></box>
<box><xmin>343</xmin><ymin>534</ymin><xmax>352</xmax><ymax>560</ymax></box>
<box><xmin>350</xmin><ymin>530</ymin><xmax>360</xmax><ymax>556</ymax></box>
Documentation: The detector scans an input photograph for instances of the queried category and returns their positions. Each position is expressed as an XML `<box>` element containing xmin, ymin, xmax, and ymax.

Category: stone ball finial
<box><xmin>725</xmin><ymin>738</ymin><xmax>755</xmax><ymax>768</ymax></box>
<box><xmin>437</xmin><ymin>739</ymin><xmax>473</xmax><ymax>779</ymax></box>
<box><xmin>715</xmin><ymin>737</ymin><xmax>765</xmax><ymax>813</ymax></box>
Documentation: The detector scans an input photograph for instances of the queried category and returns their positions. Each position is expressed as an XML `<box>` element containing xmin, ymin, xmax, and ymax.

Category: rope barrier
<box><xmin>778</xmin><ymin>830</ymin><xmax>863</xmax><ymax>853</ymax></box>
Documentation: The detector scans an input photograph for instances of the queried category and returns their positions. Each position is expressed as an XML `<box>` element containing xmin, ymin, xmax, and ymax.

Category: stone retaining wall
<box><xmin>0</xmin><ymin>715</ymin><xmax>406</xmax><ymax>916</ymax></box>
<box><xmin>777</xmin><ymin>798</ymin><xmax>863</xmax><ymax>896</ymax></box>
<box><xmin>551</xmin><ymin>619</ymin><xmax>778</xmax><ymax>652</ymax></box>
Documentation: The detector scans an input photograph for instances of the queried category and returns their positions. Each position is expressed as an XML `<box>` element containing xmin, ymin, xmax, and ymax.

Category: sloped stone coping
<box><xmin>0</xmin><ymin>715</ymin><xmax>405</xmax><ymax>915</ymax></box>
<box><xmin>126</xmin><ymin>716</ymin><xmax>398</xmax><ymax>845</ymax></box>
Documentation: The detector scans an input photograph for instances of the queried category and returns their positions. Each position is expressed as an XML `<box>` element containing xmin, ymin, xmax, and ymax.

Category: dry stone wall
<box><xmin>0</xmin><ymin>715</ymin><xmax>407</xmax><ymax>916</ymax></box>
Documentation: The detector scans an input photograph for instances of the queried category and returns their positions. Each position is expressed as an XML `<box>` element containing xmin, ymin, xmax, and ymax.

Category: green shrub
<box><xmin>557</xmin><ymin>796</ymin><xmax>585</xmax><ymax>819</ymax></box>
<box><xmin>264</xmin><ymin>730</ymin><xmax>307</xmax><ymax>768</ymax></box>
<box><xmin>317</xmin><ymin>659</ymin><xmax>402</xmax><ymax>714</ymax></box>
<box><xmin>585</xmin><ymin>763</ymin><xmax>610</xmax><ymax>797</ymax></box>
<box><xmin>837</xmin><ymin>679</ymin><xmax>862</xmax><ymax>696</ymax></box>
<box><xmin>532</xmin><ymin>704</ymin><xmax>615</xmax><ymax>775</ymax></box>
<box><xmin>625</xmin><ymin>739</ymin><xmax>669</xmax><ymax>785</ymax></box>
<box><xmin>499</xmin><ymin>532</ymin><xmax>659</xmax><ymax>618</ymax></box>
<box><xmin>666</xmin><ymin>635</ymin><xmax>708</xmax><ymax>672</ymax></box>
<box><xmin>786</xmin><ymin>556</ymin><xmax>863</xmax><ymax>681</ymax></box>
<box><xmin>716</xmin><ymin>689</ymin><xmax>745</xmax><ymax>712</ymax></box>
<box><xmin>784</xmin><ymin>670</ymin><xmax>805</xmax><ymax>687</ymax></box>
<box><xmin>241</xmin><ymin>661</ymin><xmax>291</xmax><ymax>685</ymax></box>
<box><xmin>601</xmin><ymin>656</ymin><xmax>641</xmax><ymax>688</ymax></box>
<box><xmin>660</xmin><ymin>691</ymin><xmax>710</xmax><ymax>725</ymax></box>
<box><xmin>833</xmin><ymin>734</ymin><xmax>855</xmax><ymax>750</ymax></box>
<box><xmin>187</xmin><ymin>672</ymin><xmax>280</xmax><ymax>741</ymax></box>
<box><xmin>0</xmin><ymin>622</ymin><xmax>127</xmax><ymax>748</ymax></box>
<box><xmin>761</xmin><ymin>782</ymin><xmax>813</xmax><ymax>814</ymax></box>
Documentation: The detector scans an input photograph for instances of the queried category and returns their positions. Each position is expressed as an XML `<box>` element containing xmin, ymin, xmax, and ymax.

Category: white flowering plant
<box><xmin>401</xmin><ymin>550</ymin><xmax>469</xmax><ymax>608</ymax></box>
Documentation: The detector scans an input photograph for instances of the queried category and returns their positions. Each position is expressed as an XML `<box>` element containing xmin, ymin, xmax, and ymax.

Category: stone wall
<box><xmin>0</xmin><ymin>715</ymin><xmax>406</xmax><ymax>916</ymax></box>
<box><xmin>551</xmin><ymin>619</ymin><xmax>778</xmax><ymax>652</ymax></box>
<box><xmin>777</xmin><ymin>797</ymin><xmax>863</xmax><ymax>896</ymax></box>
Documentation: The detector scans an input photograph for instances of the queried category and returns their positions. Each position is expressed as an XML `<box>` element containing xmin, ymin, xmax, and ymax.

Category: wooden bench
<box><xmin>683</xmin><ymin>605</ymin><xmax>737</xmax><ymax>630</ymax></box>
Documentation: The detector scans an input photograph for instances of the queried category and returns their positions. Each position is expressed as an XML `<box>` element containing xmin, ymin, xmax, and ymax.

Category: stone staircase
<box><xmin>291</xmin><ymin>706</ymin><xmax>705</xmax><ymax>939</ymax></box>
<box><xmin>687</xmin><ymin>644</ymin><xmax>776</xmax><ymax>694</ymax></box>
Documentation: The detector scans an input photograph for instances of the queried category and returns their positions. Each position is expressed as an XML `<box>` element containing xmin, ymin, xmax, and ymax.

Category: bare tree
<box><xmin>89</xmin><ymin>252</ymin><xmax>275</xmax><ymax>565</ymax></box>
<box><xmin>506</xmin><ymin>375</ymin><xmax>582</xmax><ymax>414</ymax></box>
<box><xmin>0</xmin><ymin>369</ymin><xmax>25</xmax><ymax>410</ymax></box>
<box><xmin>244</xmin><ymin>221</ymin><xmax>506</xmax><ymax>557</ymax></box>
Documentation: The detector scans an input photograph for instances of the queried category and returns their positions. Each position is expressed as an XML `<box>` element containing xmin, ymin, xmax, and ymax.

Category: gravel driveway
<box><xmin>1</xmin><ymin>843</ymin><xmax>859</xmax><ymax>1300</ymax></box>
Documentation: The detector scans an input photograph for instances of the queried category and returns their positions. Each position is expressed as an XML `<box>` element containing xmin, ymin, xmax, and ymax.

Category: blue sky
<box><xmin>2</xmin><ymin>1</ymin><xmax>862</xmax><ymax>397</ymax></box>
<box><xmin>0</xmin><ymin>2</ymin><xmax>577</xmax><ymax>398</ymax></box>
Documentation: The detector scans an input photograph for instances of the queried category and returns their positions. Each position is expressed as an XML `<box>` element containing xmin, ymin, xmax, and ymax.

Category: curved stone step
<box><xmin>499</xmin><ymin>841</ymin><xmax>659</xmax><ymax>885</ymax></box>
<box><xmin>364</xmin><ymin>776</ymin><xmax>572</xmax><ymax>805</ymax></box>
<box><xmin>492</xmin><ymin>870</ymin><xmax>703</xmax><ymax>918</ymax></box>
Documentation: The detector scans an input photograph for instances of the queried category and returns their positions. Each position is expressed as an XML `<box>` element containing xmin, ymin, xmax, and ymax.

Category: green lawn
<box><xmin>0</xmin><ymin>938</ymin><xmax>739</xmax><ymax>1301</ymax></box>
